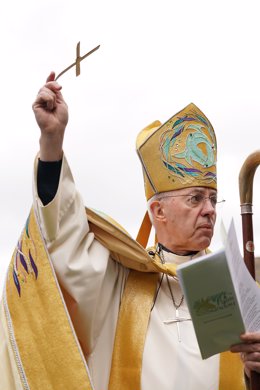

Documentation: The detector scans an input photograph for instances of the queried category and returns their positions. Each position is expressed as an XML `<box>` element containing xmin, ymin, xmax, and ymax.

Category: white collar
<box><xmin>159</xmin><ymin>248</ymin><xmax>205</xmax><ymax>266</ymax></box>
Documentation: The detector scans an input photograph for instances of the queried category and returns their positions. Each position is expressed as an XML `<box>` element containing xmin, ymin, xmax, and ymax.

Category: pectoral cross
<box><xmin>55</xmin><ymin>42</ymin><xmax>100</xmax><ymax>81</ymax></box>
<box><xmin>163</xmin><ymin>308</ymin><xmax>191</xmax><ymax>342</ymax></box>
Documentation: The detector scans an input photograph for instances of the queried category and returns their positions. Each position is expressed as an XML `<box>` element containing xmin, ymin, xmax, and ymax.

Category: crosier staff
<box><xmin>239</xmin><ymin>150</ymin><xmax>260</xmax><ymax>390</ymax></box>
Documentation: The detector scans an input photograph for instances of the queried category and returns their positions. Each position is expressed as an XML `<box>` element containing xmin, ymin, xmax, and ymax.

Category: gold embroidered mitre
<box><xmin>136</xmin><ymin>103</ymin><xmax>217</xmax><ymax>200</ymax></box>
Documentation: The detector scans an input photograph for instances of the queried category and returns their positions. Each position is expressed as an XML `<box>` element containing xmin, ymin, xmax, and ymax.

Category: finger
<box><xmin>240</xmin><ymin>332</ymin><xmax>260</xmax><ymax>343</ymax></box>
<box><xmin>240</xmin><ymin>353</ymin><xmax>257</xmax><ymax>378</ymax></box>
<box><xmin>44</xmin><ymin>72</ymin><xmax>62</xmax><ymax>94</ymax></box>
<box><xmin>45</xmin><ymin>81</ymin><xmax>62</xmax><ymax>94</ymax></box>
<box><xmin>244</xmin><ymin>360</ymin><xmax>260</xmax><ymax>374</ymax></box>
<box><xmin>230</xmin><ymin>342</ymin><xmax>260</xmax><ymax>354</ymax></box>
<box><xmin>46</xmin><ymin>71</ymin><xmax>56</xmax><ymax>83</ymax></box>
<box><xmin>33</xmin><ymin>89</ymin><xmax>57</xmax><ymax>111</ymax></box>
<box><xmin>37</xmin><ymin>83</ymin><xmax>62</xmax><ymax>103</ymax></box>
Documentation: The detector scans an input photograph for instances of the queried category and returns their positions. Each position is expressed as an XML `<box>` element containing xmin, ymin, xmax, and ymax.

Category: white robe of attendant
<box><xmin>33</xmin><ymin>155</ymin><xmax>219</xmax><ymax>390</ymax></box>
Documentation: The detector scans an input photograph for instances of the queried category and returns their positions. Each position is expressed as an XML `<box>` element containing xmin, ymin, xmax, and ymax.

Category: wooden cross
<box><xmin>55</xmin><ymin>42</ymin><xmax>100</xmax><ymax>81</ymax></box>
<box><xmin>163</xmin><ymin>308</ymin><xmax>191</xmax><ymax>342</ymax></box>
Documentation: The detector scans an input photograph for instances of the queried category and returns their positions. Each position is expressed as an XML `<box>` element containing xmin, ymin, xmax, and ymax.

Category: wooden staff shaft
<box><xmin>239</xmin><ymin>150</ymin><xmax>260</xmax><ymax>390</ymax></box>
<box><xmin>241</xmin><ymin>211</ymin><xmax>255</xmax><ymax>278</ymax></box>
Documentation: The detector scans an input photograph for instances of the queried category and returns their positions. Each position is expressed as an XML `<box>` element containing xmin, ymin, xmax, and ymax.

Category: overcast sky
<box><xmin>1</xmin><ymin>0</ymin><xmax>260</xmax><ymax>292</ymax></box>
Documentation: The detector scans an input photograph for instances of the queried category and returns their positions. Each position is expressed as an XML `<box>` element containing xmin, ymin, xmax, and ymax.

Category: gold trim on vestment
<box><xmin>4</xmin><ymin>208</ymin><xmax>93</xmax><ymax>390</ymax></box>
<box><xmin>219</xmin><ymin>351</ymin><xmax>245</xmax><ymax>390</ymax></box>
<box><xmin>108</xmin><ymin>271</ymin><xmax>159</xmax><ymax>390</ymax></box>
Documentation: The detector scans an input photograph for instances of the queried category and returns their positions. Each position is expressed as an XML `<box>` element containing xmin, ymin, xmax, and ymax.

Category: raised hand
<box><xmin>32</xmin><ymin>72</ymin><xmax>69</xmax><ymax>161</ymax></box>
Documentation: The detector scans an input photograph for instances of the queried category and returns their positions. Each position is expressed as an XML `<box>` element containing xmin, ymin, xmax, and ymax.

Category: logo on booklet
<box><xmin>193</xmin><ymin>291</ymin><xmax>236</xmax><ymax>316</ymax></box>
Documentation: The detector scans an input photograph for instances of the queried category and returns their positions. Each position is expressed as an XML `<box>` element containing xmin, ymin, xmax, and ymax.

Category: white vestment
<box><xmin>33</xmin><ymin>155</ymin><xmax>219</xmax><ymax>390</ymax></box>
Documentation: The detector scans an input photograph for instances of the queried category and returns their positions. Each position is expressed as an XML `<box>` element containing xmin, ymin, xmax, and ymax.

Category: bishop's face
<box><xmin>152</xmin><ymin>187</ymin><xmax>217</xmax><ymax>255</ymax></box>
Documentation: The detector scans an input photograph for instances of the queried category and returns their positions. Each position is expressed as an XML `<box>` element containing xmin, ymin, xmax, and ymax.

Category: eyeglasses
<box><xmin>160</xmin><ymin>193</ymin><xmax>225</xmax><ymax>208</ymax></box>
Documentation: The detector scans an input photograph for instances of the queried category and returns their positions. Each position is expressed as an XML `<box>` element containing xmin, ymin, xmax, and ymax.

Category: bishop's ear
<box><xmin>149</xmin><ymin>200</ymin><xmax>167</xmax><ymax>222</ymax></box>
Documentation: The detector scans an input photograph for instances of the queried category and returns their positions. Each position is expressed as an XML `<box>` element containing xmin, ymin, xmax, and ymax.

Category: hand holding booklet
<box><xmin>176</xmin><ymin>220</ymin><xmax>260</xmax><ymax>359</ymax></box>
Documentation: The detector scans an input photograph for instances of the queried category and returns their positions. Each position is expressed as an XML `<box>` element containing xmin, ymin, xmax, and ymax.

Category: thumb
<box><xmin>46</xmin><ymin>71</ymin><xmax>56</xmax><ymax>83</ymax></box>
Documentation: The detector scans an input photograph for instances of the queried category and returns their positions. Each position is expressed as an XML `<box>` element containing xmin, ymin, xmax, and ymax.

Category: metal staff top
<box><xmin>55</xmin><ymin>42</ymin><xmax>100</xmax><ymax>81</ymax></box>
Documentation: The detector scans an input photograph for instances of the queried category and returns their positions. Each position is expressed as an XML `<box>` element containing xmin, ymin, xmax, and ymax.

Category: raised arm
<box><xmin>32</xmin><ymin>72</ymin><xmax>68</xmax><ymax>161</ymax></box>
<box><xmin>31</xmin><ymin>74</ymin><xmax>127</xmax><ymax>365</ymax></box>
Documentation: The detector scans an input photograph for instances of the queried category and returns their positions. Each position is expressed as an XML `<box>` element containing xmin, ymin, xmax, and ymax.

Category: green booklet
<box><xmin>177</xmin><ymin>220</ymin><xmax>260</xmax><ymax>359</ymax></box>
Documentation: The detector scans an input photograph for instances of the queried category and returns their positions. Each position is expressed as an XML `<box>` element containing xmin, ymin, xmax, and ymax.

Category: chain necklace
<box><xmin>152</xmin><ymin>243</ymin><xmax>192</xmax><ymax>342</ymax></box>
<box><xmin>157</xmin><ymin>244</ymin><xmax>184</xmax><ymax>310</ymax></box>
